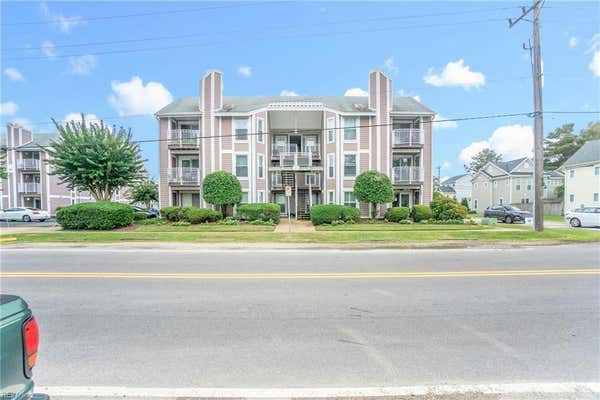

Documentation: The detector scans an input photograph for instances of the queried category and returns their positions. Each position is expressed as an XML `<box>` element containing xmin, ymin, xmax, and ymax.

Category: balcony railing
<box><xmin>168</xmin><ymin>129</ymin><xmax>201</xmax><ymax>147</ymax></box>
<box><xmin>17</xmin><ymin>159</ymin><xmax>40</xmax><ymax>170</ymax></box>
<box><xmin>279</xmin><ymin>152</ymin><xmax>313</xmax><ymax>169</ymax></box>
<box><xmin>18</xmin><ymin>182</ymin><xmax>41</xmax><ymax>193</ymax></box>
<box><xmin>271</xmin><ymin>144</ymin><xmax>320</xmax><ymax>158</ymax></box>
<box><xmin>168</xmin><ymin>167</ymin><xmax>201</xmax><ymax>184</ymax></box>
<box><xmin>392</xmin><ymin>128</ymin><xmax>423</xmax><ymax>147</ymax></box>
<box><xmin>392</xmin><ymin>166</ymin><xmax>423</xmax><ymax>184</ymax></box>
<box><xmin>271</xmin><ymin>172</ymin><xmax>322</xmax><ymax>189</ymax></box>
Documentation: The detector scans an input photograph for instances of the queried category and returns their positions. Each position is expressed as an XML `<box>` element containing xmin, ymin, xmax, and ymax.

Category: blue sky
<box><xmin>1</xmin><ymin>1</ymin><xmax>599</xmax><ymax>180</ymax></box>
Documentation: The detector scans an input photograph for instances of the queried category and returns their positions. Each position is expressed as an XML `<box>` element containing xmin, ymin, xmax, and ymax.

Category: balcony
<box><xmin>279</xmin><ymin>152</ymin><xmax>315</xmax><ymax>169</ymax></box>
<box><xmin>392</xmin><ymin>128</ymin><xmax>423</xmax><ymax>147</ymax></box>
<box><xmin>271</xmin><ymin>172</ymin><xmax>322</xmax><ymax>189</ymax></box>
<box><xmin>168</xmin><ymin>167</ymin><xmax>201</xmax><ymax>185</ymax></box>
<box><xmin>18</xmin><ymin>182</ymin><xmax>41</xmax><ymax>193</ymax></box>
<box><xmin>392</xmin><ymin>166</ymin><xmax>423</xmax><ymax>184</ymax></box>
<box><xmin>271</xmin><ymin>143</ymin><xmax>320</xmax><ymax>159</ymax></box>
<box><xmin>168</xmin><ymin>129</ymin><xmax>201</xmax><ymax>148</ymax></box>
<box><xmin>17</xmin><ymin>159</ymin><xmax>40</xmax><ymax>170</ymax></box>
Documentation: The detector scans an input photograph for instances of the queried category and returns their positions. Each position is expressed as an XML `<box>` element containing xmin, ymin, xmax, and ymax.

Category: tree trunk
<box><xmin>371</xmin><ymin>203</ymin><xmax>377</xmax><ymax>219</ymax></box>
<box><xmin>221</xmin><ymin>204</ymin><xmax>227</xmax><ymax>219</ymax></box>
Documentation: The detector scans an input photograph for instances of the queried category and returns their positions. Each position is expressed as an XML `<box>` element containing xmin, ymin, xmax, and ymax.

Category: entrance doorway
<box><xmin>23</xmin><ymin>196</ymin><xmax>41</xmax><ymax>209</ymax></box>
<box><xmin>289</xmin><ymin>135</ymin><xmax>302</xmax><ymax>152</ymax></box>
<box><xmin>179</xmin><ymin>192</ymin><xmax>200</xmax><ymax>207</ymax></box>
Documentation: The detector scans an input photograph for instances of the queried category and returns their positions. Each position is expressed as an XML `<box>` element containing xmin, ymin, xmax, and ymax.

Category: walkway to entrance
<box><xmin>274</xmin><ymin>219</ymin><xmax>316</xmax><ymax>233</ymax></box>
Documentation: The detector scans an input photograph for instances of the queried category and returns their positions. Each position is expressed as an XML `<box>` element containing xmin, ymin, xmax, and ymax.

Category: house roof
<box><xmin>493</xmin><ymin>157</ymin><xmax>529</xmax><ymax>173</ymax></box>
<box><xmin>14</xmin><ymin>133</ymin><xmax>58</xmax><ymax>151</ymax></box>
<box><xmin>438</xmin><ymin>185</ymin><xmax>456</xmax><ymax>195</ymax></box>
<box><xmin>544</xmin><ymin>170</ymin><xmax>564</xmax><ymax>178</ymax></box>
<box><xmin>155</xmin><ymin>96</ymin><xmax>435</xmax><ymax>116</ymax></box>
<box><xmin>561</xmin><ymin>139</ymin><xmax>600</xmax><ymax>168</ymax></box>
<box><xmin>442</xmin><ymin>174</ymin><xmax>469</xmax><ymax>185</ymax></box>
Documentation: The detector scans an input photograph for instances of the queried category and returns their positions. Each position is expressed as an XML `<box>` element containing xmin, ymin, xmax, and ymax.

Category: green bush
<box><xmin>384</xmin><ymin>206</ymin><xmax>410</xmax><ymax>222</ymax></box>
<box><xmin>310</xmin><ymin>205</ymin><xmax>360</xmax><ymax>225</ymax></box>
<box><xmin>248</xmin><ymin>219</ymin><xmax>276</xmax><ymax>225</ymax></box>
<box><xmin>460</xmin><ymin>198</ymin><xmax>470</xmax><ymax>210</ymax></box>
<box><xmin>411</xmin><ymin>205</ymin><xmax>433</xmax><ymax>222</ymax></box>
<box><xmin>236</xmin><ymin>203</ymin><xmax>280</xmax><ymax>223</ymax></box>
<box><xmin>218</xmin><ymin>217</ymin><xmax>239</xmax><ymax>225</ymax></box>
<box><xmin>133</xmin><ymin>211</ymin><xmax>148</xmax><ymax>221</ymax></box>
<box><xmin>430</xmin><ymin>196</ymin><xmax>468</xmax><ymax>221</ymax></box>
<box><xmin>184</xmin><ymin>207</ymin><xmax>221</xmax><ymax>224</ymax></box>
<box><xmin>137</xmin><ymin>218</ymin><xmax>165</xmax><ymax>225</ymax></box>
<box><xmin>160</xmin><ymin>206</ymin><xmax>188</xmax><ymax>222</ymax></box>
<box><xmin>56</xmin><ymin>202</ymin><xmax>134</xmax><ymax>230</ymax></box>
<box><xmin>353</xmin><ymin>170</ymin><xmax>394</xmax><ymax>219</ymax></box>
<box><xmin>202</xmin><ymin>171</ymin><xmax>242</xmax><ymax>217</ymax></box>
<box><xmin>172</xmin><ymin>221</ymin><xmax>191</xmax><ymax>227</ymax></box>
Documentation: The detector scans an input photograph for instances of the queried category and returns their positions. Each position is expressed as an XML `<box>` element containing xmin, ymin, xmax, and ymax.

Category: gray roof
<box><xmin>561</xmin><ymin>139</ymin><xmax>600</xmax><ymax>167</ymax></box>
<box><xmin>438</xmin><ymin>185</ymin><xmax>456</xmax><ymax>195</ymax></box>
<box><xmin>15</xmin><ymin>133</ymin><xmax>58</xmax><ymax>151</ymax></box>
<box><xmin>443</xmin><ymin>174</ymin><xmax>469</xmax><ymax>185</ymax></box>
<box><xmin>156</xmin><ymin>96</ymin><xmax>434</xmax><ymax>116</ymax></box>
<box><xmin>493</xmin><ymin>157</ymin><xmax>528</xmax><ymax>173</ymax></box>
<box><xmin>544</xmin><ymin>170</ymin><xmax>564</xmax><ymax>178</ymax></box>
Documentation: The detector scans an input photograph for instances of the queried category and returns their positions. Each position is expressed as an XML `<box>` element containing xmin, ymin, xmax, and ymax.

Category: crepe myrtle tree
<box><xmin>202</xmin><ymin>171</ymin><xmax>242</xmax><ymax>218</ymax></box>
<box><xmin>128</xmin><ymin>179</ymin><xmax>159</xmax><ymax>209</ymax></box>
<box><xmin>47</xmin><ymin>114</ymin><xmax>145</xmax><ymax>201</ymax></box>
<box><xmin>353</xmin><ymin>170</ymin><xmax>394</xmax><ymax>219</ymax></box>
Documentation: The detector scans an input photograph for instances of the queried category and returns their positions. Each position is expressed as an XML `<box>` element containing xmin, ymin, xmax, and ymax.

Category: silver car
<box><xmin>0</xmin><ymin>207</ymin><xmax>51</xmax><ymax>222</ymax></box>
<box><xmin>564</xmin><ymin>207</ymin><xmax>600</xmax><ymax>228</ymax></box>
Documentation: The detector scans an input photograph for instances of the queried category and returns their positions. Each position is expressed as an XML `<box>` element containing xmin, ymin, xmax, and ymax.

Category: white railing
<box><xmin>393</xmin><ymin>128</ymin><xmax>423</xmax><ymax>146</ymax></box>
<box><xmin>392</xmin><ymin>166</ymin><xmax>423</xmax><ymax>183</ymax></box>
<box><xmin>168</xmin><ymin>167</ymin><xmax>201</xmax><ymax>184</ymax></box>
<box><xmin>303</xmin><ymin>173</ymin><xmax>321</xmax><ymax>188</ymax></box>
<box><xmin>280</xmin><ymin>152</ymin><xmax>313</xmax><ymax>169</ymax></box>
<box><xmin>271</xmin><ymin>173</ymin><xmax>283</xmax><ymax>187</ymax></box>
<box><xmin>271</xmin><ymin>144</ymin><xmax>320</xmax><ymax>158</ymax></box>
<box><xmin>18</xmin><ymin>182</ymin><xmax>41</xmax><ymax>193</ymax></box>
<box><xmin>271</xmin><ymin>172</ymin><xmax>322</xmax><ymax>188</ymax></box>
<box><xmin>17</xmin><ymin>159</ymin><xmax>40</xmax><ymax>170</ymax></box>
<box><xmin>168</xmin><ymin>129</ymin><xmax>201</xmax><ymax>146</ymax></box>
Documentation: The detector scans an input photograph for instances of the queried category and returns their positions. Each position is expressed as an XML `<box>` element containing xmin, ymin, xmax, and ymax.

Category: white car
<box><xmin>564</xmin><ymin>207</ymin><xmax>600</xmax><ymax>228</ymax></box>
<box><xmin>0</xmin><ymin>207</ymin><xmax>50</xmax><ymax>222</ymax></box>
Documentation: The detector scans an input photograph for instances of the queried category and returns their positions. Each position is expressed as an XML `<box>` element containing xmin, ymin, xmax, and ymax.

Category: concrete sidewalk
<box><xmin>274</xmin><ymin>219</ymin><xmax>316</xmax><ymax>233</ymax></box>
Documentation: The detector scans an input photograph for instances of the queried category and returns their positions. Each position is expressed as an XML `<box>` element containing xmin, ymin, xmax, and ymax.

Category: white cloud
<box><xmin>424</xmin><ymin>59</ymin><xmax>486</xmax><ymax>89</ymax></box>
<box><xmin>586</xmin><ymin>33</ymin><xmax>600</xmax><ymax>54</ymax></box>
<box><xmin>383</xmin><ymin>56</ymin><xmax>399</xmax><ymax>75</ymax></box>
<box><xmin>398</xmin><ymin>89</ymin><xmax>421</xmax><ymax>102</ymax></box>
<box><xmin>0</xmin><ymin>101</ymin><xmax>19</xmax><ymax>116</ymax></box>
<box><xmin>344</xmin><ymin>87</ymin><xmax>368</xmax><ymax>96</ymax></box>
<box><xmin>67</xmin><ymin>55</ymin><xmax>97</xmax><ymax>75</ymax></box>
<box><xmin>41</xmin><ymin>41</ymin><xmax>57</xmax><ymax>58</ymax></box>
<box><xmin>568</xmin><ymin>36</ymin><xmax>578</xmax><ymax>48</ymax></box>
<box><xmin>238</xmin><ymin>66</ymin><xmax>252</xmax><ymax>78</ymax></box>
<box><xmin>441</xmin><ymin>161</ymin><xmax>452</xmax><ymax>170</ymax></box>
<box><xmin>433</xmin><ymin>114</ymin><xmax>458</xmax><ymax>130</ymax></box>
<box><xmin>8</xmin><ymin>118</ymin><xmax>33</xmax><ymax>131</ymax></box>
<box><xmin>62</xmin><ymin>113</ymin><xmax>101</xmax><ymax>127</ymax></box>
<box><xmin>40</xmin><ymin>2</ymin><xmax>82</xmax><ymax>33</ymax></box>
<box><xmin>589</xmin><ymin>51</ymin><xmax>600</xmax><ymax>77</ymax></box>
<box><xmin>108</xmin><ymin>76</ymin><xmax>173</xmax><ymax>116</ymax></box>
<box><xmin>4</xmin><ymin>67</ymin><xmax>24</xmax><ymax>81</ymax></box>
<box><xmin>459</xmin><ymin>124</ymin><xmax>533</xmax><ymax>165</ymax></box>
<box><xmin>280</xmin><ymin>90</ymin><xmax>299</xmax><ymax>96</ymax></box>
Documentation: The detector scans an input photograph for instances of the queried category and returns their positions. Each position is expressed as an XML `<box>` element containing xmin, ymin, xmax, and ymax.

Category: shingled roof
<box><xmin>561</xmin><ymin>139</ymin><xmax>600</xmax><ymax>168</ymax></box>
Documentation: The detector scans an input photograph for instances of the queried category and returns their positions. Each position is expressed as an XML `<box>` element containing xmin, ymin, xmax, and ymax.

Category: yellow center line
<box><xmin>0</xmin><ymin>269</ymin><xmax>598</xmax><ymax>280</ymax></box>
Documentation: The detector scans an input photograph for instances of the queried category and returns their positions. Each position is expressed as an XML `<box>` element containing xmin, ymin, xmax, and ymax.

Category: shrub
<box><xmin>310</xmin><ymin>205</ymin><xmax>360</xmax><ymax>225</ymax></box>
<box><xmin>56</xmin><ymin>201</ymin><xmax>134</xmax><ymax>230</ymax></box>
<box><xmin>237</xmin><ymin>203</ymin><xmax>280</xmax><ymax>223</ymax></box>
<box><xmin>202</xmin><ymin>171</ymin><xmax>242</xmax><ymax>217</ymax></box>
<box><xmin>353</xmin><ymin>170</ymin><xmax>394</xmax><ymax>218</ymax></box>
<box><xmin>399</xmin><ymin>219</ymin><xmax>411</xmax><ymax>224</ymax></box>
<box><xmin>161</xmin><ymin>206</ymin><xmax>186</xmax><ymax>222</ymax></box>
<box><xmin>134</xmin><ymin>211</ymin><xmax>148</xmax><ymax>221</ymax></box>
<box><xmin>411</xmin><ymin>205</ymin><xmax>433</xmax><ymax>222</ymax></box>
<box><xmin>460</xmin><ymin>198</ymin><xmax>470</xmax><ymax>210</ymax></box>
<box><xmin>218</xmin><ymin>217</ymin><xmax>239</xmax><ymax>225</ymax></box>
<box><xmin>384</xmin><ymin>206</ymin><xmax>410</xmax><ymax>222</ymax></box>
<box><xmin>184</xmin><ymin>207</ymin><xmax>221</xmax><ymax>224</ymax></box>
<box><xmin>430</xmin><ymin>196</ymin><xmax>468</xmax><ymax>221</ymax></box>
<box><xmin>248</xmin><ymin>219</ymin><xmax>276</xmax><ymax>225</ymax></box>
<box><xmin>137</xmin><ymin>218</ymin><xmax>165</xmax><ymax>225</ymax></box>
<box><xmin>172</xmin><ymin>221</ymin><xmax>191</xmax><ymax>227</ymax></box>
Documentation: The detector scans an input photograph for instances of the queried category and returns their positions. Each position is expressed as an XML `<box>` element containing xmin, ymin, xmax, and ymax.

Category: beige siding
<box><xmin>158</xmin><ymin>118</ymin><xmax>169</xmax><ymax>207</ymax></box>
<box><xmin>422</xmin><ymin>116</ymin><xmax>433</xmax><ymax>204</ymax></box>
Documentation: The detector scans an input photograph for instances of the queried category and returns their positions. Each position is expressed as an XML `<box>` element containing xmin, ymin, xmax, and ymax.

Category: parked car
<box><xmin>483</xmin><ymin>205</ymin><xmax>533</xmax><ymax>224</ymax></box>
<box><xmin>564</xmin><ymin>207</ymin><xmax>600</xmax><ymax>228</ymax></box>
<box><xmin>131</xmin><ymin>205</ymin><xmax>159</xmax><ymax>219</ymax></box>
<box><xmin>0</xmin><ymin>207</ymin><xmax>50</xmax><ymax>222</ymax></box>
<box><xmin>0</xmin><ymin>295</ymin><xmax>48</xmax><ymax>399</ymax></box>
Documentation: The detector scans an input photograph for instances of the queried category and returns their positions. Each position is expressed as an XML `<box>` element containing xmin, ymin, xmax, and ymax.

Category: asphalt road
<box><xmin>1</xmin><ymin>244</ymin><xmax>599</xmax><ymax>391</ymax></box>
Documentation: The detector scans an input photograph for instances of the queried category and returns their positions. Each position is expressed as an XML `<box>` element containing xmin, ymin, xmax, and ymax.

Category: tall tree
<box><xmin>353</xmin><ymin>170</ymin><xmax>394</xmax><ymax>219</ymax></box>
<box><xmin>47</xmin><ymin>115</ymin><xmax>145</xmax><ymax>201</ymax></box>
<box><xmin>464</xmin><ymin>148</ymin><xmax>502</xmax><ymax>173</ymax></box>
<box><xmin>129</xmin><ymin>179</ymin><xmax>159</xmax><ymax>209</ymax></box>
<box><xmin>544</xmin><ymin>122</ymin><xmax>600</xmax><ymax>170</ymax></box>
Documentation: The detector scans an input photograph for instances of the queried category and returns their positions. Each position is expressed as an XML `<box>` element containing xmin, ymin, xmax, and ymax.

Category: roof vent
<box><xmin>353</xmin><ymin>103</ymin><xmax>368</xmax><ymax>111</ymax></box>
<box><xmin>222</xmin><ymin>104</ymin><xmax>233</xmax><ymax>111</ymax></box>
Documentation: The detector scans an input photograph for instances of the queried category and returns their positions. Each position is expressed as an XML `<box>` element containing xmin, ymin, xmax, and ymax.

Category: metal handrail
<box><xmin>168</xmin><ymin>167</ymin><xmax>201</xmax><ymax>184</ymax></box>
<box><xmin>18</xmin><ymin>182</ymin><xmax>41</xmax><ymax>193</ymax></box>
<box><xmin>392</xmin><ymin>128</ymin><xmax>423</xmax><ymax>146</ymax></box>
<box><xmin>167</xmin><ymin>129</ymin><xmax>201</xmax><ymax>146</ymax></box>
<box><xmin>392</xmin><ymin>166</ymin><xmax>423</xmax><ymax>183</ymax></box>
<box><xmin>17</xmin><ymin>159</ymin><xmax>41</xmax><ymax>170</ymax></box>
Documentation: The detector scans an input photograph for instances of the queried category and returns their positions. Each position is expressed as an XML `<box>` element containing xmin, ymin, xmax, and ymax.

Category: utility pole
<box><xmin>509</xmin><ymin>0</ymin><xmax>544</xmax><ymax>232</ymax></box>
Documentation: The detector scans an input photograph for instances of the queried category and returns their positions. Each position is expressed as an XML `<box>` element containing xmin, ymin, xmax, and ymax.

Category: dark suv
<box><xmin>483</xmin><ymin>205</ymin><xmax>532</xmax><ymax>224</ymax></box>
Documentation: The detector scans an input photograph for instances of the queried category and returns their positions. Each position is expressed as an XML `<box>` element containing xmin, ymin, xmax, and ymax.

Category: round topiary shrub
<box><xmin>411</xmin><ymin>205</ymin><xmax>433</xmax><ymax>222</ymax></box>
<box><xmin>202</xmin><ymin>171</ymin><xmax>242</xmax><ymax>217</ymax></box>
<box><xmin>56</xmin><ymin>202</ymin><xmax>134</xmax><ymax>230</ymax></box>
<box><xmin>384</xmin><ymin>206</ymin><xmax>410</xmax><ymax>222</ymax></box>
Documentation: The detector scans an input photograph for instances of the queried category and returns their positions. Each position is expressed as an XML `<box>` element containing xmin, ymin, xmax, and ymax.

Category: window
<box><xmin>344</xmin><ymin>191</ymin><xmax>356</xmax><ymax>207</ymax></box>
<box><xmin>474</xmin><ymin>199</ymin><xmax>478</xmax><ymax>209</ymax></box>
<box><xmin>326</xmin><ymin>117</ymin><xmax>335</xmax><ymax>143</ymax></box>
<box><xmin>328</xmin><ymin>190</ymin><xmax>335</xmax><ymax>205</ymax></box>
<box><xmin>595</xmin><ymin>166</ymin><xmax>600</xmax><ymax>176</ymax></box>
<box><xmin>484</xmin><ymin>182</ymin><xmax>488</xmax><ymax>188</ymax></box>
<box><xmin>493</xmin><ymin>181</ymin><xmax>497</xmax><ymax>187</ymax></box>
<box><xmin>527</xmin><ymin>180</ymin><xmax>532</xmax><ymax>190</ymax></box>
<box><xmin>569</xmin><ymin>169</ymin><xmax>575</xmax><ymax>178</ymax></box>
<box><xmin>257</xmin><ymin>155</ymin><xmax>264</xmax><ymax>179</ymax></box>
<box><xmin>344</xmin><ymin>154</ymin><xmax>357</xmax><ymax>177</ymax></box>
<box><xmin>257</xmin><ymin>191</ymin><xmax>265</xmax><ymax>203</ymax></box>
<box><xmin>277</xmin><ymin>193</ymin><xmax>286</xmax><ymax>213</ymax></box>
<box><xmin>343</xmin><ymin>117</ymin><xmax>357</xmax><ymax>141</ymax></box>
<box><xmin>235</xmin><ymin>155</ymin><xmax>248</xmax><ymax>177</ymax></box>
<box><xmin>474</xmin><ymin>183</ymin><xmax>478</xmax><ymax>189</ymax></box>
<box><xmin>594</xmin><ymin>193</ymin><xmax>599</xmax><ymax>202</ymax></box>
<box><xmin>257</xmin><ymin>118</ymin><xmax>265</xmax><ymax>143</ymax></box>
<box><xmin>305</xmin><ymin>173</ymin><xmax>317</xmax><ymax>186</ymax></box>
<box><xmin>569</xmin><ymin>194</ymin><xmax>575</xmax><ymax>203</ymax></box>
<box><xmin>327</xmin><ymin>154</ymin><xmax>335</xmax><ymax>179</ymax></box>
<box><xmin>234</xmin><ymin>118</ymin><xmax>248</xmax><ymax>141</ymax></box>
<box><xmin>240</xmin><ymin>192</ymin><xmax>249</xmax><ymax>204</ymax></box>
<box><xmin>499</xmin><ymin>197</ymin><xmax>503</xmax><ymax>205</ymax></box>
<box><xmin>516</xmin><ymin>178</ymin><xmax>521</xmax><ymax>191</ymax></box>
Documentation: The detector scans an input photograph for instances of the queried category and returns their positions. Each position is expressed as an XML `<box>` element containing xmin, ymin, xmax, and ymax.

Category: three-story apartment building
<box><xmin>156</xmin><ymin>70</ymin><xmax>435</xmax><ymax>218</ymax></box>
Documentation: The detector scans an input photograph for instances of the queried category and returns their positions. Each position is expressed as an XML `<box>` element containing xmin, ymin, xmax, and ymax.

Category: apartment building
<box><xmin>155</xmin><ymin>70</ymin><xmax>435</xmax><ymax>218</ymax></box>
<box><xmin>560</xmin><ymin>139</ymin><xmax>600</xmax><ymax>210</ymax></box>
<box><xmin>471</xmin><ymin>157</ymin><xmax>564</xmax><ymax>212</ymax></box>
<box><xmin>1</xmin><ymin>123</ymin><xmax>128</xmax><ymax>214</ymax></box>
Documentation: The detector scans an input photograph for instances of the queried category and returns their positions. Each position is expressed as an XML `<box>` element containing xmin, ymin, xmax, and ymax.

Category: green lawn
<box><xmin>3</xmin><ymin>228</ymin><xmax>598</xmax><ymax>244</ymax></box>
<box><xmin>316</xmin><ymin>223</ymin><xmax>492</xmax><ymax>231</ymax></box>
<box><xmin>135</xmin><ymin>223</ymin><xmax>274</xmax><ymax>232</ymax></box>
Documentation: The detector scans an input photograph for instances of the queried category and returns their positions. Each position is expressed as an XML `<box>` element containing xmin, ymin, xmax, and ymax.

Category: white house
<box><xmin>560</xmin><ymin>139</ymin><xmax>600</xmax><ymax>211</ymax></box>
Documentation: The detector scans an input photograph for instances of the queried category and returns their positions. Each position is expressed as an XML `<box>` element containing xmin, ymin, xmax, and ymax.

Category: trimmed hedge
<box><xmin>411</xmin><ymin>205</ymin><xmax>433</xmax><ymax>222</ymax></box>
<box><xmin>236</xmin><ymin>203</ymin><xmax>280</xmax><ymax>223</ymax></box>
<box><xmin>56</xmin><ymin>202</ymin><xmax>134</xmax><ymax>230</ymax></box>
<box><xmin>310</xmin><ymin>205</ymin><xmax>360</xmax><ymax>225</ymax></box>
<box><xmin>160</xmin><ymin>206</ymin><xmax>221</xmax><ymax>224</ymax></box>
<box><xmin>430</xmin><ymin>195</ymin><xmax>468</xmax><ymax>221</ymax></box>
<box><xmin>384</xmin><ymin>206</ymin><xmax>410</xmax><ymax>222</ymax></box>
<box><xmin>160</xmin><ymin>206</ymin><xmax>189</xmax><ymax>222</ymax></box>
<box><xmin>133</xmin><ymin>211</ymin><xmax>148</xmax><ymax>220</ymax></box>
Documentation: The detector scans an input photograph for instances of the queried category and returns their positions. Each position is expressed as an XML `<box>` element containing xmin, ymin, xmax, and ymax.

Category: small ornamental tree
<box><xmin>47</xmin><ymin>115</ymin><xmax>145</xmax><ymax>201</ymax></box>
<box><xmin>460</xmin><ymin>197</ymin><xmax>470</xmax><ymax>210</ymax></box>
<box><xmin>353</xmin><ymin>170</ymin><xmax>394</xmax><ymax>219</ymax></box>
<box><xmin>129</xmin><ymin>179</ymin><xmax>159</xmax><ymax>209</ymax></box>
<box><xmin>0</xmin><ymin>149</ymin><xmax>7</xmax><ymax>179</ymax></box>
<box><xmin>202</xmin><ymin>171</ymin><xmax>242</xmax><ymax>217</ymax></box>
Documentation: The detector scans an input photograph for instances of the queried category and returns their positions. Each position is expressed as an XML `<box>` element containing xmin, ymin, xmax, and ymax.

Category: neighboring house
<box><xmin>560</xmin><ymin>139</ymin><xmax>600</xmax><ymax>211</ymax></box>
<box><xmin>155</xmin><ymin>70</ymin><xmax>435</xmax><ymax>218</ymax></box>
<box><xmin>1</xmin><ymin>123</ymin><xmax>129</xmax><ymax>214</ymax></box>
<box><xmin>441</xmin><ymin>174</ymin><xmax>472</xmax><ymax>206</ymax></box>
<box><xmin>471</xmin><ymin>157</ymin><xmax>564</xmax><ymax>212</ymax></box>
<box><xmin>438</xmin><ymin>185</ymin><xmax>456</xmax><ymax>197</ymax></box>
